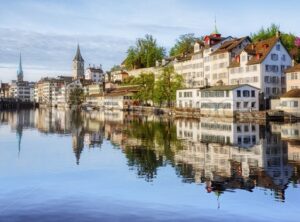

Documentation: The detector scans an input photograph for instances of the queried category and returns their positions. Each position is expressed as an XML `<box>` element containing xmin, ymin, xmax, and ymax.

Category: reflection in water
<box><xmin>0</xmin><ymin>108</ymin><xmax>300</xmax><ymax>204</ymax></box>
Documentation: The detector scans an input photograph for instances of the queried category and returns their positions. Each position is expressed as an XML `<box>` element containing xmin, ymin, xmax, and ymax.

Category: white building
<box><xmin>200</xmin><ymin>84</ymin><xmax>260</xmax><ymax>117</ymax></box>
<box><xmin>228</xmin><ymin>34</ymin><xmax>292</xmax><ymax>106</ymax></box>
<box><xmin>85</xmin><ymin>65</ymin><xmax>105</xmax><ymax>83</ymax></box>
<box><xmin>176</xmin><ymin>84</ymin><xmax>260</xmax><ymax>117</ymax></box>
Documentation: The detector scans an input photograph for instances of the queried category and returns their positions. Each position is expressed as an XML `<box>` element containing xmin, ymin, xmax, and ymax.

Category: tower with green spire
<box><xmin>17</xmin><ymin>53</ymin><xmax>23</xmax><ymax>82</ymax></box>
<box><xmin>212</xmin><ymin>16</ymin><xmax>220</xmax><ymax>35</ymax></box>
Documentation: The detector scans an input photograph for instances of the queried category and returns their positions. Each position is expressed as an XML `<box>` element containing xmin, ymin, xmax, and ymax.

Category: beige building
<box><xmin>285</xmin><ymin>63</ymin><xmax>300</xmax><ymax>91</ymax></box>
<box><xmin>276</xmin><ymin>89</ymin><xmax>300</xmax><ymax>117</ymax></box>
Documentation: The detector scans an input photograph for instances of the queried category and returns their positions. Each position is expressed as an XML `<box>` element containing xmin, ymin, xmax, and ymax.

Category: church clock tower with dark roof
<box><xmin>72</xmin><ymin>44</ymin><xmax>85</xmax><ymax>80</ymax></box>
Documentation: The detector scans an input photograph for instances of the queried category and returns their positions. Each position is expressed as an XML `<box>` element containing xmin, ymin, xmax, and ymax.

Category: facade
<box><xmin>10</xmin><ymin>81</ymin><xmax>35</xmax><ymax>102</ymax></box>
<box><xmin>200</xmin><ymin>84</ymin><xmax>259</xmax><ymax>117</ymax></box>
<box><xmin>103</xmin><ymin>86</ymin><xmax>139</xmax><ymax>110</ymax></box>
<box><xmin>72</xmin><ymin>44</ymin><xmax>85</xmax><ymax>80</ymax></box>
<box><xmin>34</xmin><ymin>76</ymin><xmax>72</xmax><ymax>105</ymax></box>
<box><xmin>85</xmin><ymin>65</ymin><xmax>105</xmax><ymax>83</ymax></box>
<box><xmin>285</xmin><ymin>63</ymin><xmax>300</xmax><ymax>91</ymax></box>
<box><xmin>0</xmin><ymin>83</ymin><xmax>10</xmax><ymax>98</ymax></box>
<box><xmin>110</xmin><ymin>70</ymin><xmax>129</xmax><ymax>83</ymax></box>
<box><xmin>228</xmin><ymin>35</ymin><xmax>292</xmax><ymax>102</ymax></box>
<box><xmin>176</xmin><ymin>84</ymin><xmax>260</xmax><ymax>117</ymax></box>
<box><xmin>276</xmin><ymin>89</ymin><xmax>300</xmax><ymax>117</ymax></box>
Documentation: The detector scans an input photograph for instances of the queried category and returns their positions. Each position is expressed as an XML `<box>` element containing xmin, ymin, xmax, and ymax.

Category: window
<box><xmin>237</xmin><ymin>125</ymin><xmax>242</xmax><ymax>132</ymax></box>
<box><xmin>276</xmin><ymin>44</ymin><xmax>280</xmax><ymax>51</ymax></box>
<box><xmin>251</xmin><ymin>90</ymin><xmax>255</xmax><ymax>97</ymax></box>
<box><xmin>237</xmin><ymin>90</ymin><xmax>241</xmax><ymax>97</ymax></box>
<box><xmin>236</xmin><ymin>102</ymin><xmax>241</xmax><ymax>109</ymax></box>
<box><xmin>282</xmin><ymin>54</ymin><xmax>286</xmax><ymax>61</ymax></box>
<box><xmin>179</xmin><ymin>92</ymin><xmax>182</xmax><ymax>97</ymax></box>
<box><xmin>244</xmin><ymin>102</ymin><xmax>249</xmax><ymax>108</ymax></box>
<box><xmin>243</xmin><ymin>90</ymin><xmax>250</xmax><ymax>97</ymax></box>
<box><xmin>271</xmin><ymin>54</ymin><xmax>278</xmax><ymax>61</ymax></box>
<box><xmin>251</xmin><ymin>102</ymin><xmax>256</xmax><ymax>108</ymax></box>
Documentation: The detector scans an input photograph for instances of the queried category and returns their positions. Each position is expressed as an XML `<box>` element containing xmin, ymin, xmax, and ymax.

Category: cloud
<box><xmin>0</xmin><ymin>28</ymin><xmax>133</xmax><ymax>82</ymax></box>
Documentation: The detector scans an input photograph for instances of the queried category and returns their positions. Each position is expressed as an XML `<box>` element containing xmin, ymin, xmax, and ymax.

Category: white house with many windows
<box><xmin>176</xmin><ymin>84</ymin><xmax>260</xmax><ymax>117</ymax></box>
<box><xmin>228</xmin><ymin>34</ymin><xmax>292</xmax><ymax>107</ymax></box>
<box><xmin>199</xmin><ymin>84</ymin><xmax>260</xmax><ymax>117</ymax></box>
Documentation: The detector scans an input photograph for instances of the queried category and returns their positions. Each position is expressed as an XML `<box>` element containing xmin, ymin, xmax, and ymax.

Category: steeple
<box><xmin>72</xmin><ymin>44</ymin><xmax>85</xmax><ymax>79</ymax></box>
<box><xmin>17</xmin><ymin>53</ymin><xmax>23</xmax><ymax>82</ymax></box>
<box><xmin>73</xmin><ymin>44</ymin><xmax>84</xmax><ymax>62</ymax></box>
<box><xmin>212</xmin><ymin>16</ymin><xmax>219</xmax><ymax>35</ymax></box>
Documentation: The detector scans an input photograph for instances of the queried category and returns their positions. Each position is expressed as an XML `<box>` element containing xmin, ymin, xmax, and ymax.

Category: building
<box><xmin>85</xmin><ymin>65</ymin><xmax>105</xmax><ymax>83</ymax></box>
<box><xmin>34</xmin><ymin>76</ymin><xmax>72</xmax><ymax>105</ymax></box>
<box><xmin>104</xmin><ymin>86</ymin><xmax>139</xmax><ymax>110</ymax></box>
<box><xmin>285</xmin><ymin>63</ymin><xmax>300</xmax><ymax>91</ymax></box>
<box><xmin>72</xmin><ymin>44</ymin><xmax>85</xmax><ymax>80</ymax></box>
<box><xmin>173</xmin><ymin>29</ymin><xmax>238</xmax><ymax>88</ymax></box>
<box><xmin>9</xmin><ymin>54</ymin><xmax>35</xmax><ymax>102</ymax></box>
<box><xmin>228</xmin><ymin>33</ymin><xmax>292</xmax><ymax>105</ymax></box>
<box><xmin>276</xmin><ymin>89</ymin><xmax>300</xmax><ymax>117</ymax></box>
<box><xmin>176</xmin><ymin>84</ymin><xmax>260</xmax><ymax>117</ymax></box>
<box><xmin>110</xmin><ymin>70</ymin><xmax>129</xmax><ymax>83</ymax></box>
<box><xmin>200</xmin><ymin>84</ymin><xmax>260</xmax><ymax>117</ymax></box>
<box><xmin>0</xmin><ymin>83</ymin><xmax>10</xmax><ymax>98</ymax></box>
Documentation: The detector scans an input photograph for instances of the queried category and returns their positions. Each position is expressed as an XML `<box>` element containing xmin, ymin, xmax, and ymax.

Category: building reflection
<box><xmin>1</xmin><ymin>109</ymin><xmax>300</xmax><ymax>201</ymax></box>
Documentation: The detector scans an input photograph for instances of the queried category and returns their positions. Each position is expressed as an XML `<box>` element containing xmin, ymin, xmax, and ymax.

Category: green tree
<box><xmin>124</xmin><ymin>34</ymin><xmax>165</xmax><ymax>70</ymax></box>
<box><xmin>251</xmin><ymin>23</ymin><xmax>300</xmax><ymax>61</ymax></box>
<box><xmin>153</xmin><ymin>66</ymin><xmax>183</xmax><ymax>107</ymax></box>
<box><xmin>110</xmin><ymin>65</ymin><xmax>121</xmax><ymax>72</ymax></box>
<box><xmin>169</xmin><ymin>33</ymin><xmax>200</xmax><ymax>57</ymax></box>
<box><xmin>132</xmin><ymin>72</ymin><xmax>155</xmax><ymax>105</ymax></box>
<box><xmin>69</xmin><ymin>87</ymin><xmax>84</xmax><ymax>106</ymax></box>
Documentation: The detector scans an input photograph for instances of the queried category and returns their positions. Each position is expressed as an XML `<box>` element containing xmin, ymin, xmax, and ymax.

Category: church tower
<box><xmin>72</xmin><ymin>44</ymin><xmax>85</xmax><ymax>80</ymax></box>
<box><xmin>17</xmin><ymin>53</ymin><xmax>23</xmax><ymax>82</ymax></box>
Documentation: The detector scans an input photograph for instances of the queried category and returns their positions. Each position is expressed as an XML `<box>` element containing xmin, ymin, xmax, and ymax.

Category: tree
<box><xmin>153</xmin><ymin>66</ymin><xmax>183</xmax><ymax>107</ymax></box>
<box><xmin>69</xmin><ymin>87</ymin><xmax>84</xmax><ymax>106</ymax></box>
<box><xmin>251</xmin><ymin>24</ymin><xmax>300</xmax><ymax>62</ymax></box>
<box><xmin>110</xmin><ymin>65</ymin><xmax>121</xmax><ymax>72</ymax></box>
<box><xmin>132</xmin><ymin>72</ymin><xmax>155</xmax><ymax>105</ymax></box>
<box><xmin>169</xmin><ymin>33</ymin><xmax>200</xmax><ymax>57</ymax></box>
<box><xmin>124</xmin><ymin>34</ymin><xmax>165</xmax><ymax>70</ymax></box>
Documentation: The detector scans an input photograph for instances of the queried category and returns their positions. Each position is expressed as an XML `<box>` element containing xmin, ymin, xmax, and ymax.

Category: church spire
<box><xmin>17</xmin><ymin>53</ymin><xmax>23</xmax><ymax>82</ymax></box>
<box><xmin>73</xmin><ymin>44</ymin><xmax>84</xmax><ymax>62</ymax></box>
<box><xmin>212</xmin><ymin>16</ymin><xmax>219</xmax><ymax>35</ymax></box>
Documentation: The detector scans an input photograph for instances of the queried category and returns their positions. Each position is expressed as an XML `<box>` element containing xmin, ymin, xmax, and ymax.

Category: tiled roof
<box><xmin>285</xmin><ymin>63</ymin><xmax>300</xmax><ymax>73</ymax></box>
<box><xmin>228</xmin><ymin>36</ymin><xmax>281</xmax><ymax>68</ymax></box>
<box><xmin>211</xmin><ymin>37</ymin><xmax>250</xmax><ymax>55</ymax></box>
<box><xmin>246</xmin><ymin>36</ymin><xmax>279</xmax><ymax>65</ymax></box>
<box><xmin>201</xmin><ymin>84</ymin><xmax>259</xmax><ymax>91</ymax></box>
<box><xmin>281</xmin><ymin>89</ymin><xmax>300</xmax><ymax>98</ymax></box>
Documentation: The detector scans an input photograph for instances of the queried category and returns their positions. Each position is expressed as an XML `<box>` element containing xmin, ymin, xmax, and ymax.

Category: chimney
<box><xmin>162</xmin><ymin>59</ymin><xmax>166</xmax><ymax>66</ymax></box>
<box><xmin>276</xmin><ymin>31</ymin><xmax>281</xmax><ymax>38</ymax></box>
<box><xmin>236</xmin><ymin>55</ymin><xmax>240</xmax><ymax>63</ymax></box>
<box><xmin>292</xmin><ymin>59</ymin><xmax>295</xmax><ymax>67</ymax></box>
<box><xmin>204</xmin><ymin>78</ymin><xmax>209</xmax><ymax>88</ymax></box>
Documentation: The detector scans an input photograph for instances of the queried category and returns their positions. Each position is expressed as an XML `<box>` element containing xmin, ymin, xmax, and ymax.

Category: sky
<box><xmin>0</xmin><ymin>0</ymin><xmax>300</xmax><ymax>82</ymax></box>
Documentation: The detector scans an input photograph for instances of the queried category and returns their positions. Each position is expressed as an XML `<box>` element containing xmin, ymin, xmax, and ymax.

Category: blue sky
<box><xmin>0</xmin><ymin>0</ymin><xmax>300</xmax><ymax>82</ymax></box>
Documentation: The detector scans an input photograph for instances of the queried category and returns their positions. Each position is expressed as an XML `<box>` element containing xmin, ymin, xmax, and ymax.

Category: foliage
<box><xmin>110</xmin><ymin>65</ymin><xmax>121</xmax><ymax>72</ymax></box>
<box><xmin>121</xmin><ymin>73</ymin><xmax>155</xmax><ymax>105</ymax></box>
<box><xmin>68</xmin><ymin>87</ymin><xmax>84</xmax><ymax>106</ymax></box>
<box><xmin>124</xmin><ymin>34</ymin><xmax>166</xmax><ymax>70</ymax></box>
<box><xmin>153</xmin><ymin>66</ymin><xmax>183</xmax><ymax>107</ymax></box>
<box><xmin>251</xmin><ymin>23</ymin><xmax>300</xmax><ymax>62</ymax></box>
<box><xmin>169</xmin><ymin>33</ymin><xmax>200</xmax><ymax>57</ymax></box>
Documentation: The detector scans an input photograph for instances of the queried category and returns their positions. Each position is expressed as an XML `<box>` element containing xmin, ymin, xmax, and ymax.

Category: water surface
<box><xmin>0</xmin><ymin>109</ymin><xmax>299</xmax><ymax>221</ymax></box>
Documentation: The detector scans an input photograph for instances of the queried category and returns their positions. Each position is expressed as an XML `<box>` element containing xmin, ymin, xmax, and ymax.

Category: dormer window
<box><xmin>276</xmin><ymin>44</ymin><xmax>281</xmax><ymax>51</ymax></box>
